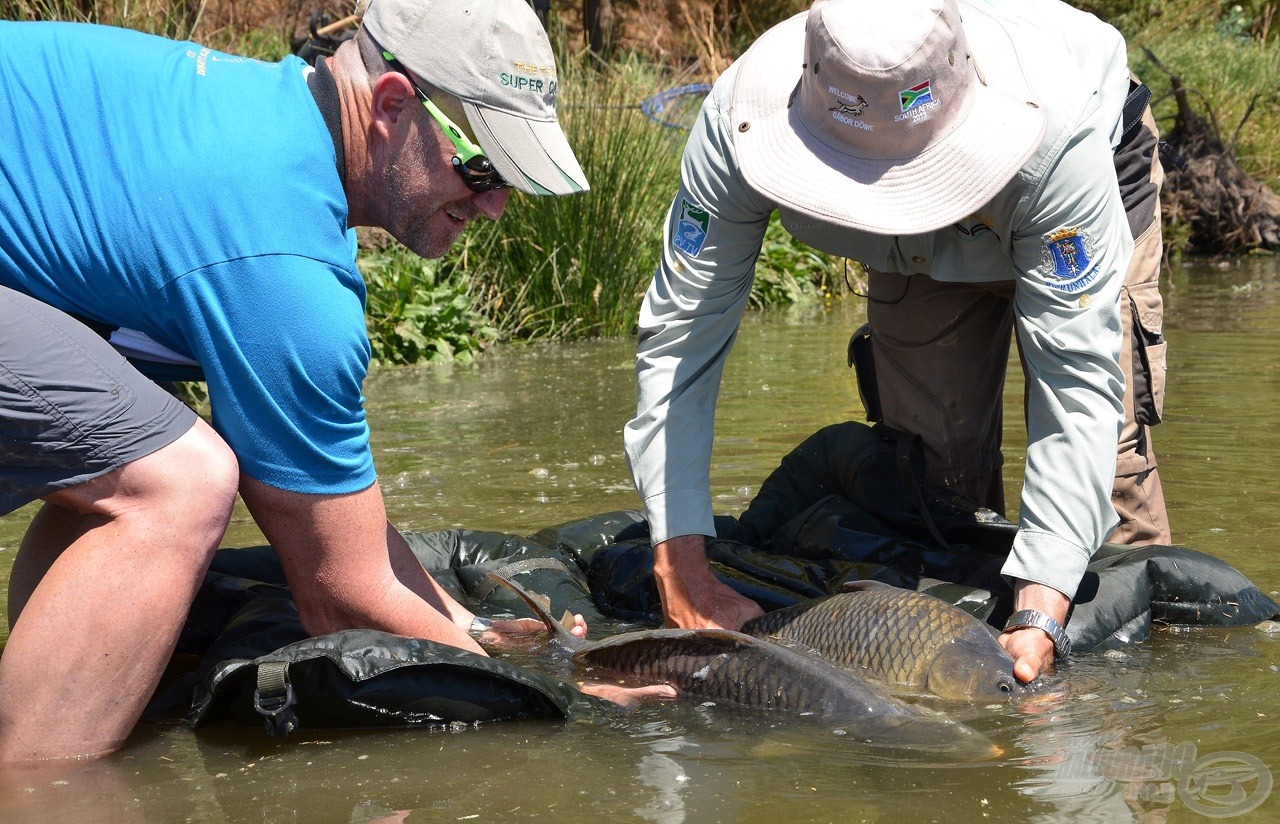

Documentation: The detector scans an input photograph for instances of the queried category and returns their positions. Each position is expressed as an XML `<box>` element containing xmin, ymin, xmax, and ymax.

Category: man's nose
<box><xmin>473</xmin><ymin>187</ymin><xmax>511</xmax><ymax>221</ymax></box>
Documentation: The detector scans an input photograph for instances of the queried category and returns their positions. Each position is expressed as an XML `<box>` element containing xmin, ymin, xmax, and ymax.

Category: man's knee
<box><xmin>145</xmin><ymin>418</ymin><xmax>239</xmax><ymax>536</ymax></box>
<box><xmin>47</xmin><ymin>417</ymin><xmax>238</xmax><ymax>539</ymax></box>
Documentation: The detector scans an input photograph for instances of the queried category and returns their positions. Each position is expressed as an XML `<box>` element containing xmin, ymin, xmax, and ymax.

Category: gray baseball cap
<box><xmin>361</xmin><ymin>0</ymin><xmax>589</xmax><ymax>195</ymax></box>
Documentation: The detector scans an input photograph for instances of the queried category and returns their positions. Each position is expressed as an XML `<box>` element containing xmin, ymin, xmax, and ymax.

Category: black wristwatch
<box><xmin>1004</xmin><ymin>609</ymin><xmax>1072</xmax><ymax>660</ymax></box>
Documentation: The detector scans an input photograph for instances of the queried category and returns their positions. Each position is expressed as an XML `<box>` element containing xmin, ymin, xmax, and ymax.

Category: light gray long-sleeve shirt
<box><xmin>624</xmin><ymin>0</ymin><xmax>1135</xmax><ymax>600</ymax></box>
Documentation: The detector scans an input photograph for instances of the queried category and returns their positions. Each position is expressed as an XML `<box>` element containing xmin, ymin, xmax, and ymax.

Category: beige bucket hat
<box><xmin>732</xmin><ymin>0</ymin><xmax>1046</xmax><ymax>234</ymax></box>
<box><xmin>362</xmin><ymin>0</ymin><xmax>589</xmax><ymax>196</ymax></box>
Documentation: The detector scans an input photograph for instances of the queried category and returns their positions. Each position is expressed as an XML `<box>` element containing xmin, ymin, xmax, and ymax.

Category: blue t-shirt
<box><xmin>0</xmin><ymin>21</ymin><xmax>375</xmax><ymax>494</ymax></box>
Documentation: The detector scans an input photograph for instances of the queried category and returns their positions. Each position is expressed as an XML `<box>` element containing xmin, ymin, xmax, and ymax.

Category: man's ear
<box><xmin>368</xmin><ymin>72</ymin><xmax>417</xmax><ymax>139</ymax></box>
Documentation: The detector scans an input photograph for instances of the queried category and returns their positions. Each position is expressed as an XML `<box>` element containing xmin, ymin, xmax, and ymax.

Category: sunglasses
<box><xmin>382</xmin><ymin>51</ymin><xmax>509</xmax><ymax>192</ymax></box>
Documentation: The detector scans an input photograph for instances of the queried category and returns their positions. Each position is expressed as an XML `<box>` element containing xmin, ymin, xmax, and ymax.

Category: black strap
<box><xmin>1120</xmin><ymin>79</ymin><xmax>1152</xmax><ymax>149</ymax></box>
<box><xmin>69</xmin><ymin>312</ymin><xmax>118</xmax><ymax>341</ymax></box>
<box><xmin>1120</xmin><ymin>79</ymin><xmax>1189</xmax><ymax>172</ymax></box>
<box><xmin>1158</xmin><ymin>140</ymin><xmax>1190</xmax><ymax>172</ymax></box>
<box><xmin>892</xmin><ymin>431</ymin><xmax>955</xmax><ymax>552</ymax></box>
<box><xmin>253</xmin><ymin>661</ymin><xmax>299</xmax><ymax>738</ymax></box>
<box><xmin>307</xmin><ymin>57</ymin><xmax>347</xmax><ymax>187</ymax></box>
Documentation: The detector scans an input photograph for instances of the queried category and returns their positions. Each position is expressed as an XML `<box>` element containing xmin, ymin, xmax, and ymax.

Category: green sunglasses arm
<box><xmin>382</xmin><ymin>50</ymin><xmax>486</xmax><ymax>165</ymax></box>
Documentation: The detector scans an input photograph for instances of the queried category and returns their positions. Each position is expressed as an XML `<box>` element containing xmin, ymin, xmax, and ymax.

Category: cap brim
<box><xmin>732</xmin><ymin>7</ymin><xmax>1046</xmax><ymax>235</ymax></box>
<box><xmin>463</xmin><ymin>102</ymin><xmax>590</xmax><ymax>196</ymax></box>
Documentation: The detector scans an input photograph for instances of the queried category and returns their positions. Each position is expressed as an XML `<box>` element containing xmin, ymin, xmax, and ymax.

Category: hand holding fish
<box><xmin>468</xmin><ymin>613</ymin><xmax>589</xmax><ymax>647</ymax></box>
<box><xmin>577</xmin><ymin>681</ymin><xmax>678</xmax><ymax>708</ymax></box>
<box><xmin>652</xmin><ymin>535</ymin><xmax>764</xmax><ymax>630</ymax></box>
<box><xmin>999</xmin><ymin>580</ymin><xmax>1070</xmax><ymax>683</ymax></box>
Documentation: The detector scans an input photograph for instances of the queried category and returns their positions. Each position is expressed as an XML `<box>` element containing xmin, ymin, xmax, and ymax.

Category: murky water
<box><xmin>1</xmin><ymin>259</ymin><xmax>1278</xmax><ymax>823</ymax></box>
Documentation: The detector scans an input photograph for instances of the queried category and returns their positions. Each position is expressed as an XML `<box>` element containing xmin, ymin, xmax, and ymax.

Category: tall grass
<box><xmin>1128</xmin><ymin>20</ymin><xmax>1280</xmax><ymax>185</ymax></box>
<box><xmin>447</xmin><ymin>56</ymin><xmax>689</xmax><ymax>341</ymax></box>
<box><xmin>0</xmin><ymin>0</ymin><xmax>299</xmax><ymax>53</ymax></box>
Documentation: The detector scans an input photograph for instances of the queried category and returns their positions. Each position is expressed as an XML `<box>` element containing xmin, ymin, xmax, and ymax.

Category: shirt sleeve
<box><xmin>164</xmin><ymin>253</ymin><xmax>377</xmax><ymax>494</ymax></box>
<box><xmin>1003</xmin><ymin>114</ymin><xmax>1132</xmax><ymax>599</ymax></box>
<box><xmin>623</xmin><ymin>67</ymin><xmax>774</xmax><ymax>544</ymax></box>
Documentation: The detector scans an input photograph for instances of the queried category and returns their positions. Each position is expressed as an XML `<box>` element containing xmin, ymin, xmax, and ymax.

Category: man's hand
<box><xmin>652</xmin><ymin>535</ymin><xmax>764</xmax><ymax>630</ymax></box>
<box><xmin>579</xmin><ymin>681</ymin><xmax>678</xmax><ymax>709</ymax></box>
<box><xmin>470</xmin><ymin>614</ymin><xmax>589</xmax><ymax>648</ymax></box>
<box><xmin>999</xmin><ymin>579</ymin><xmax>1070</xmax><ymax>683</ymax></box>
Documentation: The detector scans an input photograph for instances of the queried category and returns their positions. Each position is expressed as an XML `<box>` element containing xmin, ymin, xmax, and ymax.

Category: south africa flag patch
<box><xmin>900</xmin><ymin>80</ymin><xmax>934</xmax><ymax>113</ymax></box>
<box><xmin>1039</xmin><ymin>226</ymin><xmax>1099</xmax><ymax>293</ymax></box>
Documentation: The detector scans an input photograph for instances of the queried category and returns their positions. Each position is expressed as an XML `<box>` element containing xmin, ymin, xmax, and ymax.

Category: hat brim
<box><xmin>732</xmin><ymin>6</ymin><xmax>1046</xmax><ymax>235</ymax></box>
<box><xmin>463</xmin><ymin>102</ymin><xmax>590</xmax><ymax>196</ymax></box>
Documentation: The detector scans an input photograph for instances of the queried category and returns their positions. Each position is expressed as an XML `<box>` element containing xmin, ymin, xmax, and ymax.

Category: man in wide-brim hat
<box><xmin>625</xmin><ymin>0</ymin><xmax>1169</xmax><ymax>681</ymax></box>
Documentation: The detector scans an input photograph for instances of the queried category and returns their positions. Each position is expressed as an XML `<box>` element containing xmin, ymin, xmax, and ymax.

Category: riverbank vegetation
<box><xmin>4</xmin><ymin>0</ymin><xmax>1278</xmax><ymax>362</ymax></box>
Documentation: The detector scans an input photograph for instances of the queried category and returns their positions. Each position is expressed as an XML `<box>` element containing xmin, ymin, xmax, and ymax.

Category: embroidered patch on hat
<box><xmin>900</xmin><ymin>81</ymin><xmax>934</xmax><ymax>113</ymax></box>
<box><xmin>827</xmin><ymin>85</ymin><xmax>873</xmax><ymax>131</ymax></box>
<box><xmin>673</xmin><ymin>198</ymin><xmax>711</xmax><ymax>256</ymax></box>
<box><xmin>1039</xmin><ymin>227</ymin><xmax>1100</xmax><ymax>293</ymax></box>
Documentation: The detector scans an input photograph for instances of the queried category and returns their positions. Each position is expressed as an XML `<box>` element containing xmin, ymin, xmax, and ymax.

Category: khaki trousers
<box><xmin>860</xmin><ymin>103</ymin><xmax>1170</xmax><ymax>546</ymax></box>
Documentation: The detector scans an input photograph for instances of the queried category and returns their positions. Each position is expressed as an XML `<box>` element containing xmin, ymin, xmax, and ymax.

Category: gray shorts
<box><xmin>0</xmin><ymin>285</ymin><xmax>197</xmax><ymax>515</ymax></box>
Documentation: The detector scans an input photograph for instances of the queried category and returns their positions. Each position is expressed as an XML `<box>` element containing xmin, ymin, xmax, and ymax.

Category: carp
<box><xmin>484</xmin><ymin>573</ymin><xmax>1000</xmax><ymax>756</ymax></box>
<box><xmin>741</xmin><ymin>580</ymin><xmax>1036</xmax><ymax>701</ymax></box>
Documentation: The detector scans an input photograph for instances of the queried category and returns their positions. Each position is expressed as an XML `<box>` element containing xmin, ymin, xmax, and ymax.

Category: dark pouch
<box><xmin>1128</xmin><ymin>280</ymin><xmax>1167</xmax><ymax>426</ymax></box>
<box><xmin>846</xmin><ymin>323</ymin><xmax>882</xmax><ymax>422</ymax></box>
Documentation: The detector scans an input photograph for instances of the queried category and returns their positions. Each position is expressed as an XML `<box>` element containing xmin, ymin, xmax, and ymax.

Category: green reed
<box><xmin>445</xmin><ymin>56</ymin><xmax>689</xmax><ymax>341</ymax></box>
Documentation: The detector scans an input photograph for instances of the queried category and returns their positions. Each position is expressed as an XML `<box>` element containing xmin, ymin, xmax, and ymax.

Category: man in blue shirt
<box><xmin>0</xmin><ymin>0</ymin><xmax>592</xmax><ymax>761</ymax></box>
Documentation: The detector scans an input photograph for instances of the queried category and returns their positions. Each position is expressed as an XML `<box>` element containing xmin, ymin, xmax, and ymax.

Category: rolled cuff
<box><xmin>1001</xmin><ymin>528</ymin><xmax>1093</xmax><ymax>601</ymax></box>
<box><xmin>643</xmin><ymin>489</ymin><xmax>716</xmax><ymax>545</ymax></box>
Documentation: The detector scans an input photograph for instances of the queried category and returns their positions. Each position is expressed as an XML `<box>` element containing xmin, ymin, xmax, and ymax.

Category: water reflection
<box><xmin>0</xmin><ymin>260</ymin><xmax>1278</xmax><ymax>821</ymax></box>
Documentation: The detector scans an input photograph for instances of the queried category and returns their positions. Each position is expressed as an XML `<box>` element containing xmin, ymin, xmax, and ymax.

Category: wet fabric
<box><xmin>164</xmin><ymin>531</ymin><xmax>615</xmax><ymax>731</ymax></box>
<box><xmin>584</xmin><ymin>422</ymin><xmax>1277</xmax><ymax>645</ymax></box>
<box><xmin>187</xmin><ymin>595</ymin><xmax>595</xmax><ymax>731</ymax></box>
<box><xmin>168</xmin><ymin>420</ymin><xmax>1277</xmax><ymax>735</ymax></box>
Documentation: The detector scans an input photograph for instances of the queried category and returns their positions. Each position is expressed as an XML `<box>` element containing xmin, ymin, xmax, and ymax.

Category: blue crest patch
<box><xmin>673</xmin><ymin>198</ymin><xmax>710</xmax><ymax>257</ymax></box>
<box><xmin>1039</xmin><ymin>227</ymin><xmax>1099</xmax><ymax>293</ymax></box>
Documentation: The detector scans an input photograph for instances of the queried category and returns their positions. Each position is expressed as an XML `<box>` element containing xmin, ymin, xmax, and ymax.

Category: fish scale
<box><xmin>483</xmin><ymin>571</ymin><xmax>1004</xmax><ymax>756</ymax></box>
<box><xmin>741</xmin><ymin>582</ymin><xmax>1031</xmax><ymax>701</ymax></box>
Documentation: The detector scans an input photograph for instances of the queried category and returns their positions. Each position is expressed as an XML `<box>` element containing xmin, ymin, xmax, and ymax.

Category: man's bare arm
<box><xmin>652</xmin><ymin>534</ymin><xmax>763</xmax><ymax>630</ymax></box>
<box><xmin>238</xmin><ymin>476</ymin><xmax>486</xmax><ymax>654</ymax></box>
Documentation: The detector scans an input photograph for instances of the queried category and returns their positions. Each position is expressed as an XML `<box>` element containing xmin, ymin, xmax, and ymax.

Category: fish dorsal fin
<box><xmin>579</xmin><ymin>627</ymin><xmax>758</xmax><ymax>655</ymax></box>
<box><xmin>692</xmin><ymin>628</ymin><xmax>760</xmax><ymax>647</ymax></box>
<box><xmin>840</xmin><ymin>579</ymin><xmax>897</xmax><ymax>593</ymax></box>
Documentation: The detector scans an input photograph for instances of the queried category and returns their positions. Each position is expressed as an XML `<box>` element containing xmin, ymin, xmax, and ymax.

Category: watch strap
<box><xmin>1004</xmin><ymin>608</ymin><xmax>1072</xmax><ymax>659</ymax></box>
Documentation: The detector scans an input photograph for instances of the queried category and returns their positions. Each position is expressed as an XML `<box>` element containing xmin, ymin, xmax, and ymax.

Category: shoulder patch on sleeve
<box><xmin>1038</xmin><ymin>226</ymin><xmax>1100</xmax><ymax>293</ymax></box>
<box><xmin>672</xmin><ymin>198</ymin><xmax>711</xmax><ymax>257</ymax></box>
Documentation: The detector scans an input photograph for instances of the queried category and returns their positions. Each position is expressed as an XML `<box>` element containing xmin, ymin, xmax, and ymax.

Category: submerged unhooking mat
<box><xmin>155</xmin><ymin>530</ymin><xmax>620</xmax><ymax>734</ymax></box>
<box><xmin>164</xmin><ymin>421</ymin><xmax>1279</xmax><ymax>737</ymax></box>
